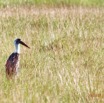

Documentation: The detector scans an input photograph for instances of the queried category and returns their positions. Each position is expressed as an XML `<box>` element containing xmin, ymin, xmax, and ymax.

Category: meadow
<box><xmin>0</xmin><ymin>0</ymin><xmax>104</xmax><ymax>103</ymax></box>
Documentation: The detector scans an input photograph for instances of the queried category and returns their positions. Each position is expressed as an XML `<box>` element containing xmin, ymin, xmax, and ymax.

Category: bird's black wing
<box><xmin>5</xmin><ymin>53</ymin><xmax>19</xmax><ymax>76</ymax></box>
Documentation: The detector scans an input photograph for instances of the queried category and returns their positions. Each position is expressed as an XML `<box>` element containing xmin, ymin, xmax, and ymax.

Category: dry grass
<box><xmin>0</xmin><ymin>5</ymin><xmax>104</xmax><ymax>103</ymax></box>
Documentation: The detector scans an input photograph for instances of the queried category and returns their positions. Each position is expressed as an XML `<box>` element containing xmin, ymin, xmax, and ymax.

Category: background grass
<box><xmin>0</xmin><ymin>0</ymin><xmax>104</xmax><ymax>103</ymax></box>
<box><xmin>0</xmin><ymin>0</ymin><xmax>104</xmax><ymax>7</ymax></box>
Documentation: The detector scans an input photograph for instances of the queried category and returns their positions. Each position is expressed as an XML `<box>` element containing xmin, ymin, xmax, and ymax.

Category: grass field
<box><xmin>0</xmin><ymin>0</ymin><xmax>104</xmax><ymax>103</ymax></box>
<box><xmin>0</xmin><ymin>0</ymin><xmax>104</xmax><ymax>7</ymax></box>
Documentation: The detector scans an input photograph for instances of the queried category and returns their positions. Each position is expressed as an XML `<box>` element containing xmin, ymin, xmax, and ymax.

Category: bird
<box><xmin>5</xmin><ymin>38</ymin><xmax>30</xmax><ymax>79</ymax></box>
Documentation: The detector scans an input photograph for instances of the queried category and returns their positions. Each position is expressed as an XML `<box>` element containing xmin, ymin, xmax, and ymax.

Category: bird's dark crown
<box><xmin>15</xmin><ymin>38</ymin><xmax>21</xmax><ymax>44</ymax></box>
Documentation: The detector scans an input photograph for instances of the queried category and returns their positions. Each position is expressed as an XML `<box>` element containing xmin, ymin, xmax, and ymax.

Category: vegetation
<box><xmin>0</xmin><ymin>0</ymin><xmax>104</xmax><ymax>103</ymax></box>
<box><xmin>0</xmin><ymin>0</ymin><xmax>104</xmax><ymax>7</ymax></box>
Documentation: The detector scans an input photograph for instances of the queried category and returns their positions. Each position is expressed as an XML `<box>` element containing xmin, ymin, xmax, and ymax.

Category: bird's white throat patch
<box><xmin>15</xmin><ymin>44</ymin><xmax>20</xmax><ymax>54</ymax></box>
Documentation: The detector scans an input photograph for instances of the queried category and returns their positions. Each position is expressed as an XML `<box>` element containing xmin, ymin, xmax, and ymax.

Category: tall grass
<box><xmin>0</xmin><ymin>5</ymin><xmax>104</xmax><ymax>103</ymax></box>
<box><xmin>0</xmin><ymin>0</ymin><xmax>104</xmax><ymax>7</ymax></box>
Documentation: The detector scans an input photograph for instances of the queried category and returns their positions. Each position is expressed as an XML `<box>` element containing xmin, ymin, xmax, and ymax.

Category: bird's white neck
<box><xmin>14</xmin><ymin>44</ymin><xmax>20</xmax><ymax>54</ymax></box>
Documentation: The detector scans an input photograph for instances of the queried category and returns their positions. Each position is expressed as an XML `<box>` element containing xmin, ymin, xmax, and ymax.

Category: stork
<box><xmin>5</xmin><ymin>38</ymin><xmax>30</xmax><ymax>79</ymax></box>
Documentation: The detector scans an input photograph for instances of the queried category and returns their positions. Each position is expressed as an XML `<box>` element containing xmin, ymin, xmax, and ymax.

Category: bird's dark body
<box><xmin>5</xmin><ymin>53</ymin><xmax>19</xmax><ymax>78</ymax></box>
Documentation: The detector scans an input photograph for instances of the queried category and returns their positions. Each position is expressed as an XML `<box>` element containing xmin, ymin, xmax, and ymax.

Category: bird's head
<box><xmin>14</xmin><ymin>38</ymin><xmax>30</xmax><ymax>48</ymax></box>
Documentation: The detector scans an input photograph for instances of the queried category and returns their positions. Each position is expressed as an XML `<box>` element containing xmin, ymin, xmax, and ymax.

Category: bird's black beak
<box><xmin>19</xmin><ymin>40</ymin><xmax>30</xmax><ymax>48</ymax></box>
